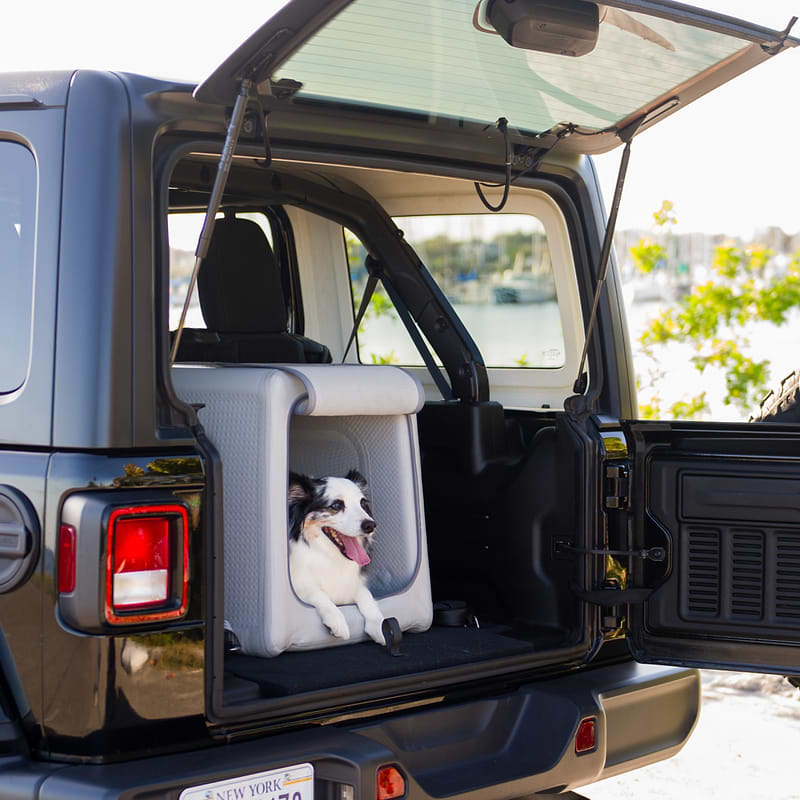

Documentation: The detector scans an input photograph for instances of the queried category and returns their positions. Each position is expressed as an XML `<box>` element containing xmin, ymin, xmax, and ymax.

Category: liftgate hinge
<box><xmin>604</xmin><ymin>463</ymin><xmax>628</xmax><ymax>510</ymax></box>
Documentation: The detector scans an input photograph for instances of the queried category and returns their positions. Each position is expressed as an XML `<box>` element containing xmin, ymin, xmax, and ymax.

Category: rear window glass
<box><xmin>277</xmin><ymin>0</ymin><xmax>747</xmax><ymax>134</ymax></box>
<box><xmin>347</xmin><ymin>213</ymin><xmax>566</xmax><ymax>368</ymax></box>
<box><xmin>0</xmin><ymin>142</ymin><xmax>36</xmax><ymax>394</ymax></box>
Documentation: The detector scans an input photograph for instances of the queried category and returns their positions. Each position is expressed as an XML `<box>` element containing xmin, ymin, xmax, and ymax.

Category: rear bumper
<box><xmin>7</xmin><ymin>661</ymin><xmax>700</xmax><ymax>798</ymax></box>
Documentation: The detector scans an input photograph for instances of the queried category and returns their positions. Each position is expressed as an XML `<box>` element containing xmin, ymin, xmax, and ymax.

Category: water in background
<box><xmin>358</xmin><ymin>296</ymin><xmax>800</xmax><ymax>419</ymax></box>
<box><xmin>358</xmin><ymin>301</ymin><xmax>565</xmax><ymax>369</ymax></box>
<box><xmin>171</xmin><ymin>290</ymin><xmax>800</xmax><ymax>420</ymax></box>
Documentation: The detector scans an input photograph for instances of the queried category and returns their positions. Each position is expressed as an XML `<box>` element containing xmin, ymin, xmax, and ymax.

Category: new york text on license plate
<box><xmin>179</xmin><ymin>762</ymin><xmax>314</xmax><ymax>800</ymax></box>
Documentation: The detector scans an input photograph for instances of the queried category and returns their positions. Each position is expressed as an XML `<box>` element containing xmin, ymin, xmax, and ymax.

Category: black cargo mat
<box><xmin>225</xmin><ymin>626</ymin><xmax>535</xmax><ymax>697</ymax></box>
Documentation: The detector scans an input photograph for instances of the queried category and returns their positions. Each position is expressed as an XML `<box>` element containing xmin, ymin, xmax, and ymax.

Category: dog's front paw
<box><xmin>365</xmin><ymin>617</ymin><xmax>386</xmax><ymax>646</ymax></box>
<box><xmin>324</xmin><ymin>611</ymin><xmax>351</xmax><ymax>640</ymax></box>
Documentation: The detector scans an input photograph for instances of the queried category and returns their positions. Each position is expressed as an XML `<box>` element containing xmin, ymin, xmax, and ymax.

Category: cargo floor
<box><xmin>225</xmin><ymin>624</ymin><xmax>562</xmax><ymax>697</ymax></box>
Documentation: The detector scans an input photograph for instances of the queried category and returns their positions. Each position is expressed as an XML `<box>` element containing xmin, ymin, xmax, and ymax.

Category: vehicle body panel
<box><xmin>52</xmin><ymin>70</ymin><xmax>134</xmax><ymax>449</ymax></box>
<box><xmin>0</xmin><ymin>451</ymin><xmax>48</xmax><ymax>749</ymax></box>
<box><xmin>626</xmin><ymin>420</ymin><xmax>800</xmax><ymax>673</ymax></box>
<box><xmin>1</xmin><ymin>663</ymin><xmax>697</xmax><ymax>797</ymax></box>
<box><xmin>0</xmin><ymin>96</ymin><xmax>64</xmax><ymax>448</ymax></box>
<box><xmin>40</xmin><ymin>452</ymin><xmax>206</xmax><ymax>759</ymax></box>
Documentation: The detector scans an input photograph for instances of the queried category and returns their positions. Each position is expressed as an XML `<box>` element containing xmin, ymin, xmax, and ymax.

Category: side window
<box><xmin>168</xmin><ymin>211</ymin><xmax>275</xmax><ymax>330</ymax></box>
<box><xmin>346</xmin><ymin>214</ymin><xmax>566</xmax><ymax>368</ymax></box>
<box><xmin>345</xmin><ymin>229</ymin><xmax>424</xmax><ymax>366</ymax></box>
<box><xmin>0</xmin><ymin>142</ymin><xmax>36</xmax><ymax>393</ymax></box>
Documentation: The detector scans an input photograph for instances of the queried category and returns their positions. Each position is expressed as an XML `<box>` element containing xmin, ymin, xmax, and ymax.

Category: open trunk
<box><xmin>219</xmin><ymin>406</ymin><xmax>587</xmax><ymax>701</ymax></box>
<box><xmin>165</xmin><ymin>150</ymin><xmax>598</xmax><ymax>717</ymax></box>
<box><xmin>160</xmin><ymin>0</ymin><xmax>798</xmax><ymax>725</ymax></box>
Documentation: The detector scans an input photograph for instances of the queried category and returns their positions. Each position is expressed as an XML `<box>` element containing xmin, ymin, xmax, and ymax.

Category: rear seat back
<box><xmin>174</xmin><ymin>218</ymin><xmax>331</xmax><ymax>364</ymax></box>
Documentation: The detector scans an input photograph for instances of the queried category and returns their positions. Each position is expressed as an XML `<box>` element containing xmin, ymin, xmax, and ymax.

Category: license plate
<box><xmin>179</xmin><ymin>762</ymin><xmax>314</xmax><ymax>800</ymax></box>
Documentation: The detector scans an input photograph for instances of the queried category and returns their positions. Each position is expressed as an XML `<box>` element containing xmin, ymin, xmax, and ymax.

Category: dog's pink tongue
<box><xmin>342</xmin><ymin>535</ymin><xmax>370</xmax><ymax>566</ymax></box>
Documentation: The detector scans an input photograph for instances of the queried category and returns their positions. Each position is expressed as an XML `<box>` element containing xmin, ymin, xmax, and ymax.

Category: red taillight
<box><xmin>58</xmin><ymin>524</ymin><xmax>76</xmax><ymax>594</ymax></box>
<box><xmin>105</xmin><ymin>505</ymin><xmax>189</xmax><ymax>624</ymax></box>
<box><xmin>575</xmin><ymin>717</ymin><xmax>597</xmax><ymax>754</ymax></box>
<box><xmin>377</xmin><ymin>766</ymin><xmax>405</xmax><ymax>800</ymax></box>
<box><xmin>113</xmin><ymin>515</ymin><xmax>170</xmax><ymax>608</ymax></box>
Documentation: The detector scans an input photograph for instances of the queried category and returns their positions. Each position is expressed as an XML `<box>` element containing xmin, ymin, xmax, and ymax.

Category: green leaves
<box><xmin>633</xmin><ymin>204</ymin><xmax>795</xmax><ymax>419</ymax></box>
<box><xmin>690</xmin><ymin>340</ymin><xmax>770</xmax><ymax>409</ymax></box>
<box><xmin>351</xmin><ymin>280</ymin><xmax>399</xmax><ymax>336</ymax></box>
<box><xmin>630</xmin><ymin>237</ymin><xmax>667</xmax><ymax>274</ymax></box>
<box><xmin>711</xmin><ymin>243</ymin><xmax>773</xmax><ymax>279</ymax></box>
<box><xmin>637</xmin><ymin>393</ymin><xmax>710</xmax><ymax>421</ymax></box>
<box><xmin>370</xmin><ymin>350</ymin><xmax>399</xmax><ymax>365</ymax></box>
<box><xmin>368</xmin><ymin>290</ymin><xmax>395</xmax><ymax>319</ymax></box>
<box><xmin>652</xmin><ymin>200</ymin><xmax>677</xmax><ymax>228</ymax></box>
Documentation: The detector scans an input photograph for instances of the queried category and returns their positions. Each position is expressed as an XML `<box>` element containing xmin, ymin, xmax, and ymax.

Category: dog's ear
<box><xmin>288</xmin><ymin>472</ymin><xmax>314</xmax><ymax>505</ymax></box>
<box><xmin>345</xmin><ymin>469</ymin><xmax>368</xmax><ymax>490</ymax></box>
<box><xmin>288</xmin><ymin>472</ymin><xmax>316</xmax><ymax>542</ymax></box>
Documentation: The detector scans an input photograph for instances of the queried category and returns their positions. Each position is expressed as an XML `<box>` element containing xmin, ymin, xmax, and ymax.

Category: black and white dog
<box><xmin>288</xmin><ymin>470</ymin><xmax>385</xmax><ymax>646</ymax></box>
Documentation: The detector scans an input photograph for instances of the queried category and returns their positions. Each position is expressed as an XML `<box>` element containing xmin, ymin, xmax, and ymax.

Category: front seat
<box><xmin>174</xmin><ymin>217</ymin><xmax>331</xmax><ymax>364</ymax></box>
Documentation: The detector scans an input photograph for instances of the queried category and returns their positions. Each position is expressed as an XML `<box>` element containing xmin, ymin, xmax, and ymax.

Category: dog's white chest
<box><xmin>289</xmin><ymin>539</ymin><xmax>364</xmax><ymax>606</ymax></box>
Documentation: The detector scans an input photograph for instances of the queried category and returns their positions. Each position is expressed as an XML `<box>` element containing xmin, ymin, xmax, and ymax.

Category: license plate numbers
<box><xmin>179</xmin><ymin>762</ymin><xmax>314</xmax><ymax>800</ymax></box>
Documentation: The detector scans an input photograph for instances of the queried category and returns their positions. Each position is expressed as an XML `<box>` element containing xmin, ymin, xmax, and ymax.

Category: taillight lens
<box><xmin>58</xmin><ymin>524</ymin><xmax>76</xmax><ymax>594</ymax></box>
<box><xmin>112</xmin><ymin>515</ymin><xmax>170</xmax><ymax>607</ymax></box>
<box><xmin>105</xmin><ymin>504</ymin><xmax>189</xmax><ymax>624</ymax></box>
<box><xmin>377</xmin><ymin>766</ymin><xmax>406</xmax><ymax>800</ymax></box>
<box><xmin>575</xmin><ymin>717</ymin><xmax>597</xmax><ymax>754</ymax></box>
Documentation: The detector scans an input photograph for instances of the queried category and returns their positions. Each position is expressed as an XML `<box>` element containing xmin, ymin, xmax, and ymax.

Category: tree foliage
<box><xmin>633</xmin><ymin>203</ymin><xmax>800</xmax><ymax>419</ymax></box>
<box><xmin>630</xmin><ymin>238</ymin><xmax>667</xmax><ymax>274</ymax></box>
<box><xmin>630</xmin><ymin>201</ymin><xmax>674</xmax><ymax>274</ymax></box>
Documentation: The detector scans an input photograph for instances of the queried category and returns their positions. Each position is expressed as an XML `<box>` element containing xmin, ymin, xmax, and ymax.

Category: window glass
<box><xmin>168</xmin><ymin>211</ymin><xmax>273</xmax><ymax>330</ymax></box>
<box><xmin>277</xmin><ymin>0</ymin><xmax>746</xmax><ymax>135</ymax></box>
<box><xmin>0</xmin><ymin>142</ymin><xmax>36</xmax><ymax>393</ymax></box>
<box><xmin>347</xmin><ymin>214</ymin><xmax>566</xmax><ymax>368</ymax></box>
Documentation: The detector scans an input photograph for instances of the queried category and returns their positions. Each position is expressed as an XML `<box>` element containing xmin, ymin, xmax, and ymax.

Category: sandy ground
<box><xmin>586</xmin><ymin>671</ymin><xmax>800</xmax><ymax>799</ymax></box>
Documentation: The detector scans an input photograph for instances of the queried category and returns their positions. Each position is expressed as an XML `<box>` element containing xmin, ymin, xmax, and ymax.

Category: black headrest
<box><xmin>198</xmin><ymin>218</ymin><xmax>288</xmax><ymax>333</ymax></box>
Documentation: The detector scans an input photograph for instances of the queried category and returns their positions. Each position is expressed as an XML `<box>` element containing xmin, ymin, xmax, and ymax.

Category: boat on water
<box><xmin>492</xmin><ymin>251</ymin><xmax>557</xmax><ymax>304</ymax></box>
<box><xmin>492</xmin><ymin>274</ymin><xmax>556</xmax><ymax>304</ymax></box>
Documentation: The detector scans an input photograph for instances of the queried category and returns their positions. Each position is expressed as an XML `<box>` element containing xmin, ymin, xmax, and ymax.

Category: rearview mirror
<box><xmin>487</xmin><ymin>0</ymin><xmax>600</xmax><ymax>57</ymax></box>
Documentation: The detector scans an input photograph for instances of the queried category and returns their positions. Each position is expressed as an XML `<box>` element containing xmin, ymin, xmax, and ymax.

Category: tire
<box><xmin>750</xmin><ymin>369</ymin><xmax>800</xmax><ymax>423</ymax></box>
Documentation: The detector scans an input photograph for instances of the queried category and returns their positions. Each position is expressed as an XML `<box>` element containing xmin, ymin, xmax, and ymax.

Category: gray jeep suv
<box><xmin>0</xmin><ymin>1</ymin><xmax>797</xmax><ymax>797</ymax></box>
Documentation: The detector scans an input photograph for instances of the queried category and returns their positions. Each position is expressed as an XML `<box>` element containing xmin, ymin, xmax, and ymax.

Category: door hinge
<box><xmin>605</xmin><ymin>464</ymin><xmax>628</xmax><ymax>509</ymax></box>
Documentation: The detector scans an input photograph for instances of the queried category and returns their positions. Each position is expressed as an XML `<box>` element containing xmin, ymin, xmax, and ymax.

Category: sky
<box><xmin>3</xmin><ymin>0</ymin><xmax>798</xmax><ymax>239</ymax></box>
<box><xmin>593</xmin><ymin>1</ymin><xmax>800</xmax><ymax>238</ymax></box>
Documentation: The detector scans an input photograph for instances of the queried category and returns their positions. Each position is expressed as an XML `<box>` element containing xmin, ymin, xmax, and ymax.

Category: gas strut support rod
<box><xmin>170</xmin><ymin>79</ymin><xmax>255</xmax><ymax>366</ymax></box>
<box><xmin>572</xmin><ymin>116</ymin><xmax>644</xmax><ymax>395</ymax></box>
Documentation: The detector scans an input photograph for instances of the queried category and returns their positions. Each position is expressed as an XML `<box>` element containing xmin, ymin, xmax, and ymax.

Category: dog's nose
<box><xmin>361</xmin><ymin>519</ymin><xmax>376</xmax><ymax>534</ymax></box>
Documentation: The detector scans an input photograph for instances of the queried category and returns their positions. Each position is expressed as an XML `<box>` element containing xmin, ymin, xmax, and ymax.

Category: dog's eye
<box><xmin>329</xmin><ymin>500</ymin><xmax>344</xmax><ymax>512</ymax></box>
<box><xmin>361</xmin><ymin>498</ymin><xmax>371</xmax><ymax>514</ymax></box>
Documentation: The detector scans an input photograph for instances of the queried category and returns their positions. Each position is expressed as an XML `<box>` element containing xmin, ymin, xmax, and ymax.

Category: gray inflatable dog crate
<box><xmin>172</xmin><ymin>363</ymin><xmax>433</xmax><ymax>656</ymax></box>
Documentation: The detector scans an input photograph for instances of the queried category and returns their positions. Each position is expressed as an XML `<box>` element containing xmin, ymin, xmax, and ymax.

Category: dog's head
<box><xmin>288</xmin><ymin>469</ymin><xmax>376</xmax><ymax>566</ymax></box>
